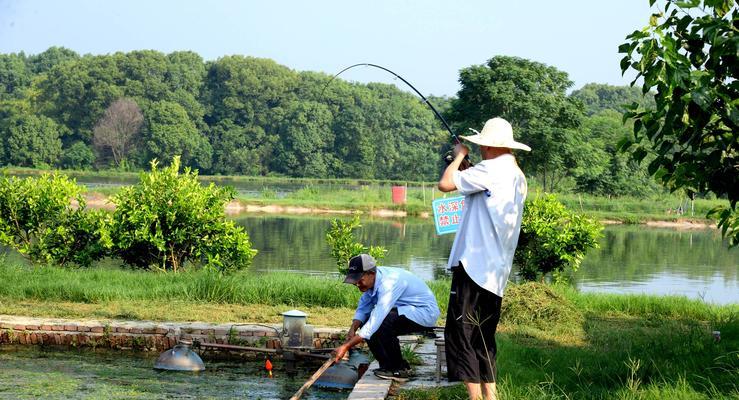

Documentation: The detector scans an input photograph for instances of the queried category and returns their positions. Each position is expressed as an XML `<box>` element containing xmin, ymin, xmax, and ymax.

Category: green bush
<box><xmin>110</xmin><ymin>157</ymin><xmax>257</xmax><ymax>273</ymax></box>
<box><xmin>515</xmin><ymin>193</ymin><xmax>603</xmax><ymax>281</ymax></box>
<box><xmin>326</xmin><ymin>215</ymin><xmax>386</xmax><ymax>274</ymax></box>
<box><xmin>0</xmin><ymin>173</ymin><xmax>110</xmax><ymax>267</ymax></box>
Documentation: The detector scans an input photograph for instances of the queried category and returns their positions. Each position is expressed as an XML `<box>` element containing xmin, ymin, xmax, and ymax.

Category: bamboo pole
<box><xmin>289</xmin><ymin>357</ymin><xmax>334</xmax><ymax>400</ymax></box>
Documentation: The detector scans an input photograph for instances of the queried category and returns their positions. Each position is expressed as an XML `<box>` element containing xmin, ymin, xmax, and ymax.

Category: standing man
<box><xmin>438</xmin><ymin>117</ymin><xmax>529</xmax><ymax>400</ymax></box>
<box><xmin>333</xmin><ymin>253</ymin><xmax>440</xmax><ymax>382</ymax></box>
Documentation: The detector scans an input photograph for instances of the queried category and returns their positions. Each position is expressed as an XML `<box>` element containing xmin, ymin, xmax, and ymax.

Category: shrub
<box><xmin>515</xmin><ymin>193</ymin><xmax>603</xmax><ymax>281</ymax></box>
<box><xmin>0</xmin><ymin>173</ymin><xmax>110</xmax><ymax>267</ymax></box>
<box><xmin>326</xmin><ymin>215</ymin><xmax>386</xmax><ymax>274</ymax></box>
<box><xmin>110</xmin><ymin>157</ymin><xmax>257</xmax><ymax>273</ymax></box>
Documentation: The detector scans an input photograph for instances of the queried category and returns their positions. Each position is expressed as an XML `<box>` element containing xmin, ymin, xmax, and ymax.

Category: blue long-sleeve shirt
<box><xmin>353</xmin><ymin>267</ymin><xmax>440</xmax><ymax>339</ymax></box>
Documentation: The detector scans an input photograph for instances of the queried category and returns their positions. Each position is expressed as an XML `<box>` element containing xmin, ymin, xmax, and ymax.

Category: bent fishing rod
<box><xmin>322</xmin><ymin>63</ymin><xmax>461</xmax><ymax>145</ymax></box>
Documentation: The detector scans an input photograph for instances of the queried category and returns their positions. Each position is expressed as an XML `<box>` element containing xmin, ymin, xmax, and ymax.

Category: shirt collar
<box><xmin>368</xmin><ymin>267</ymin><xmax>382</xmax><ymax>296</ymax></box>
<box><xmin>478</xmin><ymin>153</ymin><xmax>515</xmax><ymax>166</ymax></box>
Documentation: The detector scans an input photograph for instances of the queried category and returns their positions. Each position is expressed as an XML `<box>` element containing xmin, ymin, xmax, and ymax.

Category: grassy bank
<box><xmin>398</xmin><ymin>284</ymin><xmax>737</xmax><ymax>400</ymax></box>
<box><xmin>0</xmin><ymin>262</ymin><xmax>736</xmax><ymax>399</ymax></box>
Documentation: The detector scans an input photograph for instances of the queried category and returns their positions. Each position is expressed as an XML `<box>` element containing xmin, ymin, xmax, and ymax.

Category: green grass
<box><xmin>0</xmin><ymin>262</ymin><xmax>362</xmax><ymax>308</ymax></box>
<box><xmin>398</xmin><ymin>284</ymin><xmax>738</xmax><ymax>400</ymax></box>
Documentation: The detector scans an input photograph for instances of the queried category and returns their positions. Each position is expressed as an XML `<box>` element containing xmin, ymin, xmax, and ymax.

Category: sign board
<box><xmin>432</xmin><ymin>196</ymin><xmax>465</xmax><ymax>235</ymax></box>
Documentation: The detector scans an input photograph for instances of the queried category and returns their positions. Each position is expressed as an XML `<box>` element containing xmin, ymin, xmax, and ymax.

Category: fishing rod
<box><xmin>322</xmin><ymin>63</ymin><xmax>470</xmax><ymax>167</ymax></box>
<box><xmin>323</xmin><ymin>63</ymin><xmax>461</xmax><ymax>142</ymax></box>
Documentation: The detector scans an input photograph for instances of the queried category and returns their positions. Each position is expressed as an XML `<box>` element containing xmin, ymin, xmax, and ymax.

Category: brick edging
<box><xmin>0</xmin><ymin>315</ymin><xmax>344</xmax><ymax>352</ymax></box>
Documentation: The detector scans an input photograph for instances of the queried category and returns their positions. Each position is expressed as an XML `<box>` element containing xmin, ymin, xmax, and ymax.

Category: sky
<box><xmin>0</xmin><ymin>0</ymin><xmax>657</xmax><ymax>97</ymax></box>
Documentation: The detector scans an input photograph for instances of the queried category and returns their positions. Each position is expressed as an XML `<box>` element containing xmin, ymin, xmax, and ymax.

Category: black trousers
<box><xmin>366</xmin><ymin>308</ymin><xmax>426</xmax><ymax>371</ymax></box>
<box><xmin>444</xmin><ymin>265</ymin><xmax>502</xmax><ymax>383</ymax></box>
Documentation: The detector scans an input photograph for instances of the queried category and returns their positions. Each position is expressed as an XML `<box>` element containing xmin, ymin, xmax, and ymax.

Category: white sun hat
<box><xmin>460</xmin><ymin>117</ymin><xmax>531</xmax><ymax>151</ymax></box>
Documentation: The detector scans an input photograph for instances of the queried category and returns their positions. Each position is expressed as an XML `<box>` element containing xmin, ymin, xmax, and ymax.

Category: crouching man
<box><xmin>333</xmin><ymin>254</ymin><xmax>440</xmax><ymax>382</ymax></box>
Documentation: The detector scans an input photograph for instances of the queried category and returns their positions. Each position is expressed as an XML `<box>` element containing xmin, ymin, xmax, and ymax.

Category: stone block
<box><xmin>155</xmin><ymin>327</ymin><xmax>168</xmax><ymax>335</ymax></box>
<box><xmin>214</xmin><ymin>329</ymin><xmax>229</xmax><ymax>337</ymax></box>
<box><xmin>51</xmin><ymin>325</ymin><xmax>65</xmax><ymax>331</ymax></box>
<box><xmin>13</xmin><ymin>325</ymin><xmax>26</xmax><ymax>331</ymax></box>
<box><xmin>30</xmin><ymin>333</ymin><xmax>38</xmax><ymax>344</ymax></box>
<box><xmin>26</xmin><ymin>325</ymin><xmax>39</xmax><ymax>330</ymax></box>
<box><xmin>40</xmin><ymin>325</ymin><xmax>53</xmax><ymax>331</ymax></box>
<box><xmin>129</xmin><ymin>328</ymin><xmax>143</xmax><ymax>334</ymax></box>
<box><xmin>116</xmin><ymin>327</ymin><xmax>130</xmax><ymax>333</ymax></box>
<box><xmin>78</xmin><ymin>326</ymin><xmax>91</xmax><ymax>332</ymax></box>
<box><xmin>90</xmin><ymin>326</ymin><xmax>104</xmax><ymax>334</ymax></box>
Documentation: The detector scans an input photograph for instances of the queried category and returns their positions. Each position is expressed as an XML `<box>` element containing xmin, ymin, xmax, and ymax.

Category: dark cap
<box><xmin>343</xmin><ymin>254</ymin><xmax>377</xmax><ymax>284</ymax></box>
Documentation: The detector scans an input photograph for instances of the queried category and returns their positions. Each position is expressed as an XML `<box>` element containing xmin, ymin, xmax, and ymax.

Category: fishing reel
<box><xmin>443</xmin><ymin>150</ymin><xmax>473</xmax><ymax>171</ymax></box>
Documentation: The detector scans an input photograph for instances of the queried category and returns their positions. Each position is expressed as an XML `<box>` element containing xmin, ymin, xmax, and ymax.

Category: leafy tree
<box><xmin>27</xmin><ymin>47</ymin><xmax>80</xmax><ymax>74</ymax></box>
<box><xmin>93</xmin><ymin>98</ymin><xmax>144</xmax><ymax>167</ymax></box>
<box><xmin>272</xmin><ymin>101</ymin><xmax>335</xmax><ymax>177</ymax></box>
<box><xmin>0</xmin><ymin>53</ymin><xmax>31</xmax><ymax>100</ymax></box>
<box><xmin>332</xmin><ymin>108</ymin><xmax>376</xmax><ymax>179</ymax></box>
<box><xmin>2</xmin><ymin>112</ymin><xmax>63</xmax><ymax>167</ymax></box>
<box><xmin>448</xmin><ymin>56</ymin><xmax>585</xmax><ymax>191</ymax></box>
<box><xmin>576</xmin><ymin>111</ymin><xmax>661</xmax><ymax>196</ymax></box>
<box><xmin>209</xmin><ymin>119</ymin><xmax>275</xmax><ymax>175</ymax></box>
<box><xmin>165</xmin><ymin>51</ymin><xmax>207</xmax><ymax>124</ymax></box>
<box><xmin>110</xmin><ymin>157</ymin><xmax>257</xmax><ymax>272</ymax></box>
<box><xmin>203</xmin><ymin>56</ymin><xmax>298</xmax><ymax>128</ymax></box>
<box><xmin>0</xmin><ymin>174</ymin><xmax>110</xmax><ymax>267</ymax></box>
<box><xmin>143</xmin><ymin>100</ymin><xmax>212</xmax><ymax>170</ymax></box>
<box><xmin>37</xmin><ymin>55</ymin><xmax>124</xmax><ymax>142</ymax></box>
<box><xmin>326</xmin><ymin>216</ymin><xmax>387</xmax><ymax>274</ymax></box>
<box><xmin>619</xmin><ymin>0</ymin><xmax>738</xmax><ymax>245</ymax></box>
<box><xmin>570</xmin><ymin>83</ymin><xmax>655</xmax><ymax>116</ymax></box>
<box><xmin>515</xmin><ymin>194</ymin><xmax>603</xmax><ymax>281</ymax></box>
<box><xmin>60</xmin><ymin>141</ymin><xmax>95</xmax><ymax>170</ymax></box>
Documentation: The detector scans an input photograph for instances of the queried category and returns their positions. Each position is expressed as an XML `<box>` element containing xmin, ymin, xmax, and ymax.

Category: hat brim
<box><xmin>343</xmin><ymin>272</ymin><xmax>363</xmax><ymax>284</ymax></box>
<box><xmin>460</xmin><ymin>134</ymin><xmax>531</xmax><ymax>151</ymax></box>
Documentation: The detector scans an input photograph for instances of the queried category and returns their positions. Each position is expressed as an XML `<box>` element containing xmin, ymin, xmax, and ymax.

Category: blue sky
<box><xmin>0</xmin><ymin>0</ymin><xmax>656</xmax><ymax>96</ymax></box>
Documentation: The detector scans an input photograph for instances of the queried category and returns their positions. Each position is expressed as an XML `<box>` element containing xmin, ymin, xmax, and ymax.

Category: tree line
<box><xmin>1</xmin><ymin>47</ymin><xmax>658</xmax><ymax>196</ymax></box>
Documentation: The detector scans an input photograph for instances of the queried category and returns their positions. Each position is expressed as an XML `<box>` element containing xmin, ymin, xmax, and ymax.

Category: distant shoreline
<box><xmin>82</xmin><ymin>193</ymin><xmax>715</xmax><ymax>229</ymax></box>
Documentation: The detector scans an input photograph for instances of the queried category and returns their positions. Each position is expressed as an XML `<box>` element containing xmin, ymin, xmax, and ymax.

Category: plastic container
<box><xmin>391</xmin><ymin>186</ymin><xmax>407</xmax><ymax>204</ymax></box>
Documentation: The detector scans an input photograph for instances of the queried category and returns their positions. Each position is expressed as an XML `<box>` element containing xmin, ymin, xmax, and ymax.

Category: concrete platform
<box><xmin>346</xmin><ymin>334</ymin><xmax>454</xmax><ymax>400</ymax></box>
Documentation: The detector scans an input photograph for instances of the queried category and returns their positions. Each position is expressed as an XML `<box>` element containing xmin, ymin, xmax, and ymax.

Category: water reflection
<box><xmin>236</xmin><ymin>216</ymin><xmax>738</xmax><ymax>304</ymax></box>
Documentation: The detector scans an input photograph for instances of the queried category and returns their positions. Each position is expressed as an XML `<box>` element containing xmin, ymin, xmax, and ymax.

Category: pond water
<box><xmin>0</xmin><ymin>345</ymin><xmax>346</xmax><ymax>400</ymax></box>
<box><xmin>237</xmin><ymin>215</ymin><xmax>738</xmax><ymax>304</ymax></box>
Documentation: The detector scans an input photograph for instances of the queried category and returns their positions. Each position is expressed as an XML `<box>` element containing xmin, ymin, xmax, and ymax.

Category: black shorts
<box><xmin>444</xmin><ymin>265</ymin><xmax>502</xmax><ymax>383</ymax></box>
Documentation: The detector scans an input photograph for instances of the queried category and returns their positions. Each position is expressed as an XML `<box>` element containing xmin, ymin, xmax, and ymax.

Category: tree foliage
<box><xmin>2</xmin><ymin>111</ymin><xmax>63</xmax><ymax>168</ymax></box>
<box><xmin>0</xmin><ymin>174</ymin><xmax>110</xmax><ymax>267</ymax></box>
<box><xmin>515</xmin><ymin>194</ymin><xmax>603</xmax><ymax>281</ymax></box>
<box><xmin>570</xmin><ymin>83</ymin><xmax>655</xmax><ymax>116</ymax></box>
<box><xmin>619</xmin><ymin>0</ymin><xmax>738</xmax><ymax>245</ymax></box>
<box><xmin>110</xmin><ymin>157</ymin><xmax>257</xmax><ymax>273</ymax></box>
<box><xmin>326</xmin><ymin>216</ymin><xmax>387</xmax><ymax>274</ymax></box>
<box><xmin>447</xmin><ymin>56</ymin><xmax>585</xmax><ymax>191</ymax></box>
